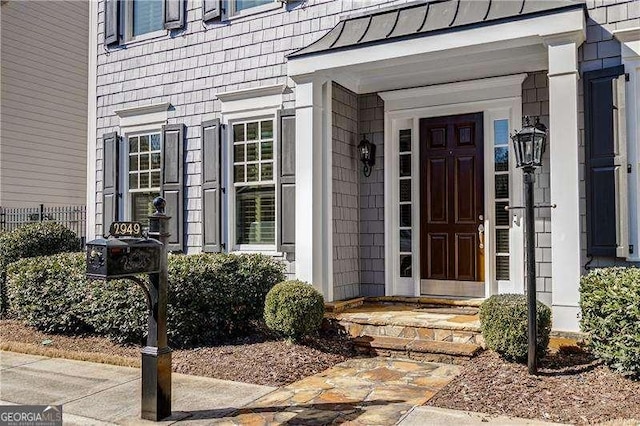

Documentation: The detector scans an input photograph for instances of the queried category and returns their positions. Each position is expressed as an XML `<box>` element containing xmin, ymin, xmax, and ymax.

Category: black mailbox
<box><xmin>86</xmin><ymin>236</ymin><xmax>162</xmax><ymax>280</ymax></box>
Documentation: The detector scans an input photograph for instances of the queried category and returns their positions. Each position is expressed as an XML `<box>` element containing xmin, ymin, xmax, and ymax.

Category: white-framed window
<box><xmin>126</xmin><ymin>131</ymin><xmax>162</xmax><ymax>225</ymax></box>
<box><xmin>492</xmin><ymin>119</ymin><xmax>510</xmax><ymax>281</ymax></box>
<box><xmin>398</xmin><ymin>128</ymin><xmax>413</xmax><ymax>278</ymax></box>
<box><xmin>120</xmin><ymin>0</ymin><xmax>164</xmax><ymax>42</ymax></box>
<box><xmin>231</xmin><ymin>118</ymin><xmax>276</xmax><ymax>249</ymax></box>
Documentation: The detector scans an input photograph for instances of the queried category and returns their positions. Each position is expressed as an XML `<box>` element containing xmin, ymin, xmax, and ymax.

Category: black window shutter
<box><xmin>203</xmin><ymin>0</ymin><xmax>221</xmax><ymax>22</ymax></box>
<box><xmin>201</xmin><ymin>119</ymin><xmax>222</xmax><ymax>253</ymax></box>
<box><xmin>104</xmin><ymin>0</ymin><xmax>119</xmax><ymax>46</ymax></box>
<box><xmin>277</xmin><ymin>109</ymin><xmax>296</xmax><ymax>254</ymax></box>
<box><xmin>584</xmin><ymin>65</ymin><xmax>627</xmax><ymax>257</ymax></box>
<box><xmin>161</xmin><ymin>124</ymin><xmax>185</xmax><ymax>252</ymax></box>
<box><xmin>163</xmin><ymin>0</ymin><xmax>185</xmax><ymax>30</ymax></box>
<box><xmin>102</xmin><ymin>132</ymin><xmax>119</xmax><ymax>235</ymax></box>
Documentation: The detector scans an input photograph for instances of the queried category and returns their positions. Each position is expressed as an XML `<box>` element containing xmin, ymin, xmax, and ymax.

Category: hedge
<box><xmin>7</xmin><ymin>252</ymin><xmax>286</xmax><ymax>346</ymax></box>
<box><xmin>479</xmin><ymin>294</ymin><xmax>552</xmax><ymax>362</ymax></box>
<box><xmin>0</xmin><ymin>222</ymin><xmax>81</xmax><ymax>314</ymax></box>
<box><xmin>264</xmin><ymin>280</ymin><xmax>325</xmax><ymax>340</ymax></box>
<box><xmin>580</xmin><ymin>267</ymin><xmax>640</xmax><ymax>375</ymax></box>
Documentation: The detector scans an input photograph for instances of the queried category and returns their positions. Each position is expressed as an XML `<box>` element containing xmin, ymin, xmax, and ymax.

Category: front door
<box><xmin>420</xmin><ymin>112</ymin><xmax>485</xmax><ymax>297</ymax></box>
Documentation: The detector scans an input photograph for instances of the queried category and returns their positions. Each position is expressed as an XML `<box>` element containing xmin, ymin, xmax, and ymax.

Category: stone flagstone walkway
<box><xmin>214</xmin><ymin>357</ymin><xmax>461</xmax><ymax>425</ymax></box>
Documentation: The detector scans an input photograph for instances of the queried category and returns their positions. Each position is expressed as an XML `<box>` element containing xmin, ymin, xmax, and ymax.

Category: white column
<box><xmin>86</xmin><ymin>0</ymin><xmax>98</xmax><ymax>240</ymax></box>
<box><xmin>294</xmin><ymin>78</ymin><xmax>333</xmax><ymax>301</ymax></box>
<box><xmin>546</xmin><ymin>39</ymin><xmax>582</xmax><ymax>332</ymax></box>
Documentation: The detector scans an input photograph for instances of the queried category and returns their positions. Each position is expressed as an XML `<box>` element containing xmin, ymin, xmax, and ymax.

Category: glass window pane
<box><xmin>140</xmin><ymin>172</ymin><xmax>150</xmax><ymax>188</ymax></box>
<box><xmin>400</xmin><ymin>204</ymin><xmax>411</xmax><ymax>227</ymax></box>
<box><xmin>235</xmin><ymin>0</ymin><xmax>272</xmax><ymax>12</ymax></box>
<box><xmin>133</xmin><ymin>0</ymin><xmax>163</xmax><ymax>36</ymax></box>
<box><xmin>496</xmin><ymin>229</ymin><xmax>510</xmax><ymax>254</ymax></box>
<box><xmin>151</xmin><ymin>171</ymin><xmax>161</xmax><ymax>187</ymax></box>
<box><xmin>400</xmin><ymin>230</ymin><xmax>411</xmax><ymax>252</ymax></box>
<box><xmin>247</xmin><ymin>143</ymin><xmax>258</xmax><ymax>161</ymax></box>
<box><xmin>261</xmin><ymin>163</ymin><xmax>273</xmax><ymax>181</ymax></box>
<box><xmin>233</xmin><ymin>124</ymin><xmax>245</xmax><ymax>142</ymax></box>
<box><xmin>151</xmin><ymin>153</ymin><xmax>161</xmax><ymax>169</ymax></box>
<box><xmin>131</xmin><ymin>192</ymin><xmax>160</xmax><ymax>225</ymax></box>
<box><xmin>247</xmin><ymin>164</ymin><xmax>259</xmax><ymax>182</ymax></box>
<box><xmin>494</xmin><ymin>119</ymin><xmax>509</xmax><ymax>146</ymax></box>
<box><xmin>247</xmin><ymin>122</ymin><xmax>258</xmax><ymax>140</ymax></box>
<box><xmin>400</xmin><ymin>255</ymin><xmax>412</xmax><ymax>277</ymax></box>
<box><xmin>400</xmin><ymin>179</ymin><xmax>411</xmax><ymax>202</ymax></box>
<box><xmin>495</xmin><ymin>147</ymin><xmax>509</xmax><ymax>172</ymax></box>
<box><xmin>129</xmin><ymin>137</ymin><xmax>138</xmax><ymax>153</ymax></box>
<box><xmin>150</xmin><ymin>134</ymin><xmax>161</xmax><ymax>151</ymax></box>
<box><xmin>496</xmin><ymin>256</ymin><xmax>510</xmax><ymax>280</ymax></box>
<box><xmin>400</xmin><ymin>154</ymin><xmax>411</xmax><ymax>177</ymax></box>
<box><xmin>236</xmin><ymin>186</ymin><xmax>276</xmax><ymax>244</ymax></box>
<box><xmin>495</xmin><ymin>174</ymin><xmax>509</xmax><ymax>199</ymax></box>
<box><xmin>234</xmin><ymin>165</ymin><xmax>245</xmax><ymax>183</ymax></box>
<box><xmin>139</xmin><ymin>135</ymin><xmax>149</xmax><ymax>152</ymax></box>
<box><xmin>129</xmin><ymin>173</ymin><xmax>138</xmax><ymax>190</ymax></box>
<box><xmin>139</xmin><ymin>154</ymin><xmax>150</xmax><ymax>170</ymax></box>
<box><xmin>261</xmin><ymin>120</ymin><xmax>273</xmax><ymax>139</ymax></box>
<box><xmin>495</xmin><ymin>201</ymin><xmax>509</xmax><ymax>226</ymax></box>
<box><xmin>129</xmin><ymin>155</ymin><xmax>138</xmax><ymax>172</ymax></box>
<box><xmin>234</xmin><ymin>144</ymin><xmax>245</xmax><ymax>162</ymax></box>
<box><xmin>399</xmin><ymin>129</ymin><xmax>411</xmax><ymax>152</ymax></box>
<box><xmin>261</xmin><ymin>140</ymin><xmax>273</xmax><ymax>160</ymax></box>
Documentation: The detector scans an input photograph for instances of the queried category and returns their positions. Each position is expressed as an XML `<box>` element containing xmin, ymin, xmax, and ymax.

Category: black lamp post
<box><xmin>511</xmin><ymin>116</ymin><xmax>547</xmax><ymax>375</ymax></box>
<box><xmin>358</xmin><ymin>135</ymin><xmax>376</xmax><ymax>177</ymax></box>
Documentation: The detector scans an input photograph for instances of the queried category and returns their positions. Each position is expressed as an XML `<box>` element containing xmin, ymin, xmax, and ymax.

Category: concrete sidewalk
<box><xmin>0</xmin><ymin>351</ymin><xmax>275</xmax><ymax>425</ymax></box>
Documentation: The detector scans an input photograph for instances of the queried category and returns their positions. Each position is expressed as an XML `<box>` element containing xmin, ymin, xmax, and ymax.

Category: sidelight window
<box><xmin>493</xmin><ymin>119</ymin><xmax>510</xmax><ymax>280</ymax></box>
<box><xmin>399</xmin><ymin>129</ymin><xmax>413</xmax><ymax>278</ymax></box>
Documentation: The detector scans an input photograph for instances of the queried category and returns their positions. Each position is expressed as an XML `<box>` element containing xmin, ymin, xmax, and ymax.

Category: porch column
<box><xmin>545</xmin><ymin>37</ymin><xmax>583</xmax><ymax>332</ymax></box>
<box><xmin>294</xmin><ymin>78</ymin><xmax>334</xmax><ymax>301</ymax></box>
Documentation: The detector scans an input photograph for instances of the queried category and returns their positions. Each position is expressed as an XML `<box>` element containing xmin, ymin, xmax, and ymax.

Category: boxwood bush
<box><xmin>0</xmin><ymin>222</ymin><xmax>81</xmax><ymax>314</ymax></box>
<box><xmin>264</xmin><ymin>280</ymin><xmax>325</xmax><ymax>340</ymax></box>
<box><xmin>6</xmin><ymin>252</ymin><xmax>285</xmax><ymax>346</ymax></box>
<box><xmin>479</xmin><ymin>294</ymin><xmax>552</xmax><ymax>362</ymax></box>
<box><xmin>580</xmin><ymin>267</ymin><xmax>640</xmax><ymax>375</ymax></box>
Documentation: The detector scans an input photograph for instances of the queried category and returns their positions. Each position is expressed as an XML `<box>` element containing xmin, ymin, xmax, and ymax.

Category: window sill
<box><xmin>122</xmin><ymin>29</ymin><xmax>169</xmax><ymax>47</ymax></box>
<box><xmin>227</xmin><ymin>2</ymin><xmax>282</xmax><ymax>21</ymax></box>
<box><xmin>231</xmin><ymin>247</ymin><xmax>283</xmax><ymax>257</ymax></box>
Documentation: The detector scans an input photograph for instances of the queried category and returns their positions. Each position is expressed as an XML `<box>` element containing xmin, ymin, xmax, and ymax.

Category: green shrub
<box><xmin>0</xmin><ymin>222</ymin><xmax>81</xmax><ymax>314</ymax></box>
<box><xmin>6</xmin><ymin>252</ymin><xmax>285</xmax><ymax>346</ymax></box>
<box><xmin>479</xmin><ymin>294</ymin><xmax>552</xmax><ymax>362</ymax></box>
<box><xmin>580</xmin><ymin>267</ymin><xmax>640</xmax><ymax>375</ymax></box>
<box><xmin>264</xmin><ymin>280</ymin><xmax>325</xmax><ymax>340</ymax></box>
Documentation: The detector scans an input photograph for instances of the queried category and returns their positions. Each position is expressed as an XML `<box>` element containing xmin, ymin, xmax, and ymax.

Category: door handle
<box><xmin>478</xmin><ymin>223</ymin><xmax>485</xmax><ymax>249</ymax></box>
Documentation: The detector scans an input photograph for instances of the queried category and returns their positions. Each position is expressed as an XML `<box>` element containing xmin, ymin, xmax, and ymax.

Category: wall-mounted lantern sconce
<box><xmin>358</xmin><ymin>135</ymin><xmax>376</xmax><ymax>177</ymax></box>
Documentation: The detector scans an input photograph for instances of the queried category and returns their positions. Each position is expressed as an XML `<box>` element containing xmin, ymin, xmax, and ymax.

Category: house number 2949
<box><xmin>110</xmin><ymin>221</ymin><xmax>143</xmax><ymax>237</ymax></box>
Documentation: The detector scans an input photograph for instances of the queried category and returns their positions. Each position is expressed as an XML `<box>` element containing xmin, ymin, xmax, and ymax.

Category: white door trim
<box><xmin>380</xmin><ymin>75</ymin><xmax>526</xmax><ymax>299</ymax></box>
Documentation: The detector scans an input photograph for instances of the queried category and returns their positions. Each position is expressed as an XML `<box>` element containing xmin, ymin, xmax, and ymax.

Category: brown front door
<box><xmin>420</xmin><ymin>113</ymin><xmax>484</xmax><ymax>294</ymax></box>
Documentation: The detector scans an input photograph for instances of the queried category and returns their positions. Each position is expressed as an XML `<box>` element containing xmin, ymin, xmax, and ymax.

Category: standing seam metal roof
<box><xmin>288</xmin><ymin>0</ymin><xmax>586</xmax><ymax>59</ymax></box>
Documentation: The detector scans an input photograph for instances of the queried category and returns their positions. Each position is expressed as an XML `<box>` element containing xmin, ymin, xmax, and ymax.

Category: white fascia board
<box><xmin>379</xmin><ymin>74</ymin><xmax>528</xmax><ymax>112</ymax></box>
<box><xmin>288</xmin><ymin>9</ymin><xmax>584</xmax><ymax>77</ymax></box>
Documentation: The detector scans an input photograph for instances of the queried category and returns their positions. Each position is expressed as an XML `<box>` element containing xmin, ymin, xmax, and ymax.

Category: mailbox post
<box><xmin>85</xmin><ymin>197</ymin><xmax>172</xmax><ymax>421</ymax></box>
<box><xmin>142</xmin><ymin>197</ymin><xmax>171</xmax><ymax>421</ymax></box>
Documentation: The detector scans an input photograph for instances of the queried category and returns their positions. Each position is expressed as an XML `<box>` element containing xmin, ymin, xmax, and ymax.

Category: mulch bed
<box><xmin>429</xmin><ymin>348</ymin><xmax>640</xmax><ymax>425</ymax></box>
<box><xmin>0</xmin><ymin>320</ymin><xmax>357</xmax><ymax>387</ymax></box>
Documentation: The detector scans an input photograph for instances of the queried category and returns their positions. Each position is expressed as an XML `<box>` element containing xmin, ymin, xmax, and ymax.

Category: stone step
<box><xmin>353</xmin><ymin>336</ymin><xmax>482</xmax><ymax>364</ymax></box>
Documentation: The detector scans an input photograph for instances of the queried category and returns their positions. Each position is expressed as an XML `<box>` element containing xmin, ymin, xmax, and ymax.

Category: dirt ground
<box><xmin>0</xmin><ymin>320</ymin><xmax>357</xmax><ymax>387</ymax></box>
<box><xmin>429</xmin><ymin>349</ymin><xmax>640</xmax><ymax>425</ymax></box>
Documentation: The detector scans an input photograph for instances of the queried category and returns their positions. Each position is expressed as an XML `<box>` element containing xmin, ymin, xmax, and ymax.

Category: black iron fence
<box><xmin>0</xmin><ymin>204</ymin><xmax>87</xmax><ymax>242</ymax></box>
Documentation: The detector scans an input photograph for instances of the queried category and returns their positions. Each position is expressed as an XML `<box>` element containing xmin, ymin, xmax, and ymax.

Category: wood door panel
<box><xmin>427</xmin><ymin>233</ymin><xmax>448</xmax><ymax>280</ymax></box>
<box><xmin>420</xmin><ymin>112</ymin><xmax>484</xmax><ymax>282</ymax></box>
<box><xmin>455</xmin><ymin>156</ymin><xmax>476</xmax><ymax>224</ymax></box>
<box><xmin>455</xmin><ymin>233</ymin><xmax>477</xmax><ymax>281</ymax></box>
<box><xmin>427</xmin><ymin>157</ymin><xmax>448</xmax><ymax>224</ymax></box>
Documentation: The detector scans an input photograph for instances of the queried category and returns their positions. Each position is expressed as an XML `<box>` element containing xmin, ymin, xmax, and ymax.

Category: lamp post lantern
<box><xmin>511</xmin><ymin>116</ymin><xmax>547</xmax><ymax>375</ymax></box>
